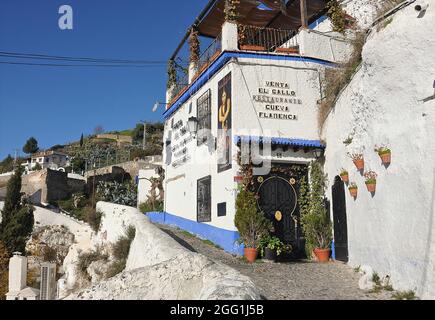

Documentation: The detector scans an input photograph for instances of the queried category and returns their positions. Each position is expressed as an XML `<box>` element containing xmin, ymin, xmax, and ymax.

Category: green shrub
<box><xmin>85</xmin><ymin>207</ymin><xmax>103</xmax><ymax>233</ymax></box>
<box><xmin>234</xmin><ymin>188</ymin><xmax>271</xmax><ymax>249</ymax></box>
<box><xmin>106</xmin><ymin>226</ymin><xmax>136</xmax><ymax>278</ymax></box>
<box><xmin>97</xmin><ymin>181</ymin><xmax>137</xmax><ymax>207</ymax></box>
<box><xmin>300</xmin><ymin>162</ymin><xmax>333</xmax><ymax>256</ymax></box>
<box><xmin>139</xmin><ymin>200</ymin><xmax>164</xmax><ymax>213</ymax></box>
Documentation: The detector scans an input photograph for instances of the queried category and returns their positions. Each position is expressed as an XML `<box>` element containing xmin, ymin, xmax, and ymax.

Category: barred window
<box><xmin>197</xmin><ymin>89</ymin><xmax>211</xmax><ymax>146</ymax></box>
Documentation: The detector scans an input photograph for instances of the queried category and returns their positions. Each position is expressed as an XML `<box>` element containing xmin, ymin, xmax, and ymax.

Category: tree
<box><xmin>0</xmin><ymin>166</ymin><xmax>34</xmax><ymax>254</ymax></box>
<box><xmin>80</xmin><ymin>133</ymin><xmax>84</xmax><ymax>147</ymax></box>
<box><xmin>22</xmin><ymin>137</ymin><xmax>39</xmax><ymax>155</ymax></box>
<box><xmin>0</xmin><ymin>241</ymin><xmax>9</xmax><ymax>300</ymax></box>
<box><xmin>71</xmin><ymin>157</ymin><xmax>86</xmax><ymax>173</ymax></box>
<box><xmin>0</xmin><ymin>155</ymin><xmax>14</xmax><ymax>174</ymax></box>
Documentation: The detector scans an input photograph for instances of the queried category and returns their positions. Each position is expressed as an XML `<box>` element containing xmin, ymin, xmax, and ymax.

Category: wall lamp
<box><xmin>187</xmin><ymin>116</ymin><xmax>199</xmax><ymax>138</ymax></box>
<box><xmin>313</xmin><ymin>148</ymin><xmax>325</xmax><ymax>159</ymax></box>
<box><xmin>152</xmin><ymin>101</ymin><xmax>170</xmax><ymax>112</ymax></box>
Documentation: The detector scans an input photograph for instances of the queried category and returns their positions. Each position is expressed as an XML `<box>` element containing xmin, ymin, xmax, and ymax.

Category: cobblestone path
<box><xmin>157</xmin><ymin>224</ymin><xmax>393</xmax><ymax>300</ymax></box>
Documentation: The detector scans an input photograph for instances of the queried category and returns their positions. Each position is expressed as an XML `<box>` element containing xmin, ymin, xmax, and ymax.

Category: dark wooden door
<box><xmin>332</xmin><ymin>176</ymin><xmax>349</xmax><ymax>262</ymax></box>
<box><xmin>258</xmin><ymin>176</ymin><xmax>299</xmax><ymax>247</ymax></box>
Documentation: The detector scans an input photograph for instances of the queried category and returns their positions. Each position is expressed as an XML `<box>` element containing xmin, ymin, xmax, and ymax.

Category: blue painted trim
<box><xmin>145</xmin><ymin>211</ymin><xmax>244</xmax><ymax>255</ymax></box>
<box><xmin>234</xmin><ymin>135</ymin><xmax>326</xmax><ymax>149</ymax></box>
<box><xmin>163</xmin><ymin>51</ymin><xmax>337</xmax><ymax>120</ymax></box>
<box><xmin>309</xmin><ymin>15</ymin><xmax>328</xmax><ymax>29</ymax></box>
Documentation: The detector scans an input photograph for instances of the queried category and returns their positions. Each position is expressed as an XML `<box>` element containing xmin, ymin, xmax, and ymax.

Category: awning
<box><xmin>197</xmin><ymin>0</ymin><xmax>328</xmax><ymax>38</ymax></box>
<box><xmin>234</xmin><ymin>135</ymin><xmax>326</xmax><ymax>148</ymax></box>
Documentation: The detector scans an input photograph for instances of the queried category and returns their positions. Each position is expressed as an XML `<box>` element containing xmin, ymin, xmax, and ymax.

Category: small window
<box><xmin>217</xmin><ymin>202</ymin><xmax>227</xmax><ymax>217</ymax></box>
<box><xmin>197</xmin><ymin>176</ymin><xmax>212</xmax><ymax>223</ymax></box>
<box><xmin>197</xmin><ymin>90</ymin><xmax>211</xmax><ymax>146</ymax></box>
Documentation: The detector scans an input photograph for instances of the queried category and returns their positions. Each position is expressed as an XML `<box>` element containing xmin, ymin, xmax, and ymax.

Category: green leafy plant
<box><xmin>106</xmin><ymin>226</ymin><xmax>136</xmax><ymax>278</ymax></box>
<box><xmin>167</xmin><ymin>60</ymin><xmax>177</xmax><ymax>89</ymax></box>
<box><xmin>375</xmin><ymin>145</ymin><xmax>391</xmax><ymax>155</ymax></box>
<box><xmin>348</xmin><ymin>182</ymin><xmax>358</xmax><ymax>190</ymax></box>
<box><xmin>326</xmin><ymin>0</ymin><xmax>347</xmax><ymax>33</ymax></box>
<box><xmin>235</xmin><ymin>188</ymin><xmax>271</xmax><ymax>249</ymax></box>
<box><xmin>343</xmin><ymin>136</ymin><xmax>353</xmax><ymax>146</ymax></box>
<box><xmin>23</xmin><ymin>137</ymin><xmax>39</xmax><ymax>155</ymax></box>
<box><xmin>189</xmin><ymin>27</ymin><xmax>200</xmax><ymax>64</ymax></box>
<box><xmin>347</xmin><ymin>152</ymin><xmax>364</xmax><ymax>161</ymax></box>
<box><xmin>299</xmin><ymin>162</ymin><xmax>333</xmax><ymax>256</ymax></box>
<box><xmin>97</xmin><ymin>181</ymin><xmax>137</xmax><ymax>207</ymax></box>
<box><xmin>364</xmin><ymin>171</ymin><xmax>378</xmax><ymax>184</ymax></box>
<box><xmin>259</xmin><ymin>236</ymin><xmax>290</xmax><ymax>257</ymax></box>
<box><xmin>392</xmin><ymin>290</ymin><xmax>417</xmax><ymax>300</ymax></box>
<box><xmin>33</xmin><ymin>163</ymin><xmax>42</xmax><ymax>171</ymax></box>
<box><xmin>224</xmin><ymin>0</ymin><xmax>240</xmax><ymax>22</ymax></box>
<box><xmin>340</xmin><ymin>168</ymin><xmax>349</xmax><ymax>176</ymax></box>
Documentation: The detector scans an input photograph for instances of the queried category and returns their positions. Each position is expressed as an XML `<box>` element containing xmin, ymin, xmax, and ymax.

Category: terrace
<box><xmin>166</xmin><ymin>0</ymin><xmax>351</xmax><ymax>107</ymax></box>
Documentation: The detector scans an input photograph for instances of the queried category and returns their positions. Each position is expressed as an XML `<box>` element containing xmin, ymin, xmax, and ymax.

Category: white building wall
<box><xmin>137</xmin><ymin>169</ymin><xmax>160</xmax><ymax>207</ymax></box>
<box><xmin>164</xmin><ymin>56</ymin><xmax>327</xmax><ymax>232</ymax></box>
<box><xmin>323</xmin><ymin>5</ymin><xmax>435</xmax><ymax>299</ymax></box>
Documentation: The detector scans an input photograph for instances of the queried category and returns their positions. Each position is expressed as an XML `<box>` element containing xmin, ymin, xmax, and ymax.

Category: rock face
<box><xmin>26</xmin><ymin>225</ymin><xmax>75</xmax><ymax>266</ymax></box>
<box><xmin>72</xmin><ymin>252</ymin><xmax>260</xmax><ymax>300</ymax></box>
<box><xmin>68</xmin><ymin>202</ymin><xmax>261</xmax><ymax>300</ymax></box>
<box><xmin>323</xmin><ymin>4</ymin><xmax>435</xmax><ymax>299</ymax></box>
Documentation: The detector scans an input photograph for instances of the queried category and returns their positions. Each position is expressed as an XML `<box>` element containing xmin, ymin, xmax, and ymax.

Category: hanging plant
<box><xmin>375</xmin><ymin>146</ymin><xmax>392</xmax><ymax>165</ymax></box>
<box><xmin>347</xmin><ymin>152</ymin><xmax>364</xmax><ymax>171</ymax></box>
<box><xmin>167</xmin><ymin>60</ymin><xmax>177</xmax><ymax>89</ymax></box>
<box><xmin>364</xmin><ymin>171</ymin><xmax>378</xmax><ymax>193</ymax></box>
<box><xmin>238</xmin><ymin>24</ymin><xmax>247</xmax><ymax>47</ymax></box>
<box><xmin>224</xmin><ymin>0</ymin><xmax>240</xmax><ymax>23</ymax></box>
<box><xmin>189</xmin><ymin>27</ymin><xmax>200</xmax><ymax>65</ymax></box>
<box><xmin>326</xmin><ymin>0</ymin><xmax>346</xmax><ymax>34</ymax></box>
<box><xmin>348</xmin><ymin>182</ymin><xmax>358</xmax><ymax>198</ymax></box>
<box><xmin>340</xmin><ymin>168</ymin><xmax>349</xmax><ymax>184</ymax></box>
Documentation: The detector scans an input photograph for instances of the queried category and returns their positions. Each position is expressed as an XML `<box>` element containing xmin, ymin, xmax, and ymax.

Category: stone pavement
<box><xmin>157</xmin><ymin>224</ymin><xmax>394</xmax><ymax>300</ymax></box>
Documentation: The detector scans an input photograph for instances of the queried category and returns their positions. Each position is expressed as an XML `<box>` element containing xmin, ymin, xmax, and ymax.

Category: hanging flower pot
<box><xmin>348</xmin><ymin>183</ymin><xmax>358</xmax><ymax>198</ymax></box>
<box><xmin>375</xmin><ymin>146</ymin><xmax>392</xmax><ymax>165</ymax></box>
<box><xmin>364</xmin><ymin>171</ymin><xmax>378</xmax><ymax>193</ymax></box>
<box><xmin>348</xmin><ymin>153</ymin><xmax>364</xmax><ymax>171</ymax></box>
<box><xmin>340</xmin><ymin>169</ymin><xmax>349</xmax><ymax>184</ymax></box>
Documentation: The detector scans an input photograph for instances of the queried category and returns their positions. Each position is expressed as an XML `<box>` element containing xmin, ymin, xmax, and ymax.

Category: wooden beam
<box><xmin>300</xmin><ymin>0</ymin><xmax>308</xmax><ymax>29</ymax></box>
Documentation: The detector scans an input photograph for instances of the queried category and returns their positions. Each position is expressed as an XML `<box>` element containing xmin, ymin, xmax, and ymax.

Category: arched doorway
<box><xmin>332</xmin><ymin>176</ymin><xmax>349</xmax><ymax>262</ymax></box>
<box><xmin>257</xmin><ymin>176</ymin><xmax>299</xmax><ymax>247</ymax></box>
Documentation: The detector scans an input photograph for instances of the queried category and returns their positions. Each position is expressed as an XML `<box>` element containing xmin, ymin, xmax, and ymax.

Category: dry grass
<box><xmin>318</xmin><ymin>32</ymin><xmax>365</xmax><ymax>132</ymax></box>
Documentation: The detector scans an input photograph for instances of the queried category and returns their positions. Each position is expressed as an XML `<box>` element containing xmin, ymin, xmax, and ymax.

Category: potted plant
<box><xmin>300</xmin><ymin>162</ymin><xmax>333</xmax><ymax>263</ymax></box>
<box><xmin>364</xmin><ymin>171</ymin><xmax>378</xmax><ymax>193</ymax></box>
<box><xmin>375</xmin><ymin>146</ymin><xmax>392</xmax><ymax>165</ymax></box>
<box><xmin>348</xmin><ymin>182</ymin><xmax>358</xmax><ymax>198</ymax></box>
<box><xmin>348</xmin><ymin>153</ymin><xmax>364</xmax><ymax>171</ymax></box>
<box><xmin>340</xmin><ymin>168</ymin><xmax>349</xmax><ymax>184</ymax></box>
<box><xmin>259</xmin><ymin>236</ymin><xmax>289</xmax><ymax>262</ymax></box>
<box><xmin>235</xmin><ymin>188</ymin><xmax>271</xmax><ymax>263</ymax></box>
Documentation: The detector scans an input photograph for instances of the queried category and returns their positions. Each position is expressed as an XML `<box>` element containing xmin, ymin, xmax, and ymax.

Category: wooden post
<box><xmin>300</xmin><ymin>0</ymin><xmax>308</xmax><ymax>29</ymax></box>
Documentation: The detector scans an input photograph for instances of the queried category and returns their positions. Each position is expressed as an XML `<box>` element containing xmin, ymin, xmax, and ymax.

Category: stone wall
<box><xmin>71</xmin><ymin>202</ymin><xmax>261</xmax><ymax>300</ymax></box>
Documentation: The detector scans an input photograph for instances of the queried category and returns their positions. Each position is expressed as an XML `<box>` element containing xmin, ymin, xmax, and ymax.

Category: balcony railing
<box><xmin>197</xmin><ymin>33</ymin><xmax>222</xmax><ymax>77</ymax></box>
<box><xmin>238</xmin><ymin>25</ymin><xmax>299</xmax><ymax>54</ymax></box>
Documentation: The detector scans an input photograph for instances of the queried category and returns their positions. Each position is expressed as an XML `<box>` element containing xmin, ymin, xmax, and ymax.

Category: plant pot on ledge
<box><xmin>240</xmin><ymin>44</ymin><xmax>267</xmax><ymax>52</ymax></box>
<box><xmin>366</xmin><ymin>182</ymin><xmax>377</xmax><ymax>193</ymax></box>
<box><xmin>349</xmin><ymin>186</ymin><xmax>358</xmax><ymax>198</ymax></box>
<box><xmin>244</xmin><ymin>248</ymin><xmax>258</xmax><ymax>263</ymax></box>
<box><xmin>353</xmin><ymin>159</ymin><xmax>365</xmax><ymax>171</ymax></box>
<box><xmin>379</xmin><ymin>152</ymin><xmax>392</xmax><ymax>165</ymax></box>
<box><xmin>314</xmin><ymin>248</ymin><xmax>331</xmax><ymax>263</ymax></box>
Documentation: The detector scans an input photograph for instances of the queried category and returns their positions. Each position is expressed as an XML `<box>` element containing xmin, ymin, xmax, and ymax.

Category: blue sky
<box><xmin>0</xmin><ymin>0</ymin><xmax>207</xmax><ymax>159</ymax></box>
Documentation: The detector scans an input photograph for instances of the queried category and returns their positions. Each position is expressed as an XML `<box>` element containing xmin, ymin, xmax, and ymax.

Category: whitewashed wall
<box><xmin>164</xmin><ymin>57</ymin><xmax>327</xmax><ymax>232</ymax></box>
<box><xmin>137</xmin><ymin>169</ymin><xmax>160</xmax><ymax>207</ymax></box>
<box><xmin>323</xmin><ymin>5</ymin><xmax>435</xmax><ymax>299</ymax></box>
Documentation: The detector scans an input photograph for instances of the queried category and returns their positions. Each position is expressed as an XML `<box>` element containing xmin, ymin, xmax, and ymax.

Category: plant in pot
<box><xmin>347</xmin><ymin>152</ymin><xmax>364</xmax><ymax>171</ymax></box>
<box><xmin>235</xmin><ymin>187</ymin><xmax>271</xmax><ymax>263</ymax></box>
<box><xmin>375</xmin><ymin>146</ymin><xmax>392</xmax><ymax>165</ymax></box>
<box><xmin>348</xmin><ymin>182</ymin><xmax>358</xmax><ymax>198</ymax></box>
<box><xmin>300</xmin><ymin>161</ymin><xmax>333</xmax><ymax>263</ymax></box>
<box><xmin>340</xmin><ymin>168</ymin><xmax>349</xmax><ymax>184</ymax></box>
<box><xmin>259</xmin><ymin>236</ymin><xmax>289</xmax><ymax>262</ymax></box>
<box><xmin>364</xmin><ymin>171</ymin><xmax>378</xmax><ymax>193</ymax></box>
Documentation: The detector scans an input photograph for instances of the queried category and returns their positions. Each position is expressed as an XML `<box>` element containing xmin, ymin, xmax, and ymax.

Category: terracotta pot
<box><xmin>380</xmin><ymin>152</ymin><xmax>391</xmax><ymax>165</ymax></box>
<box><xmin>349</xmin><ymin>188</ymin><xmax>358</xmax><ymax>198</ymax></box>
<box><xmin>366</xmin><ymin>182</ymin><xmax>377</xmax><ymax>193</ymax></box>
<box><xmin>340</xmin><ymin>174</ymin><xmax>349</xmax><ymax>183</ymax></box>
<box><xmin>275</xmin><ymin>47</ymin><xmax>299</xmax><ymax>54</ymax></box>
<box><xmin>353</xmin><ymin>159</ymin><xmax>365</xmax><ymax>171</ymax></box>
<box><xmin>240</xmin><ymin>44</ymin><xmax>267</xmax><ymax>52</ymax></box>
<box><xmin>244</xmin><ymin>248</ymin><xmax>258</xmax><ymax>263</ymax></box>
<box><xmin>314</xmin><ymin>248</ymin><xmax>331</xmax><ymax>263</ymax></box>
